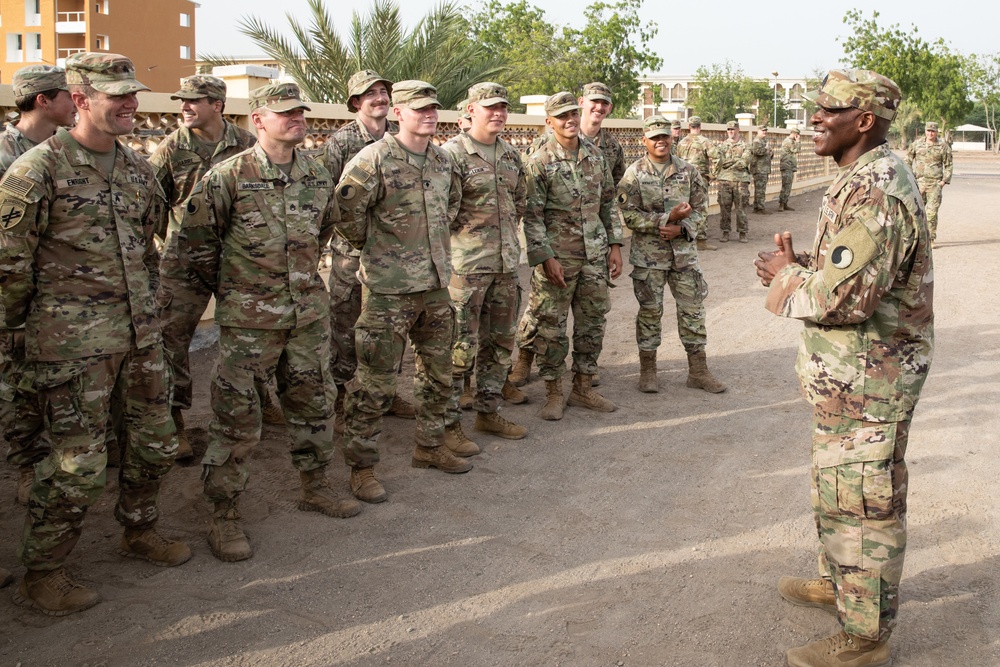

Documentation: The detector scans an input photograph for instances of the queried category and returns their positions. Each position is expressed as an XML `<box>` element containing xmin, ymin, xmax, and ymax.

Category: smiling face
<box><xmin>253</xmin><ymin>107</ymin><xmax>307</xmax><ymax>146</ymax></box>
<box><xmin>394</xmin><ymin>104</ymin><xmax>439</xmax><ymax>138</ymax></box>
<box><xmin>180</xmin><ymin>96</ymin><xmax>222</xmax><ymax>130</ymax></box>
<box><xmin>469</xmin><ymin>101</ymin><xmax>508</xmax><ymax>141</ymax></box>
<box><xmin>73</xmin><ymin>89</ymin><xmax>138</xmax><ymax>137</ymax></box>
<box><xmin>352</xmin><ymin>83</ymin><xmax>390</xmax><ymax>122</ymax></box>
<box><xmin>579</xmin><ymin>97</ymin><xmax>612</xmax><ymax>127</ymax></box>
<box><xmin>809</xmin><ymin>105</ymin><xmax>871</xmax><ymax>166</ymax></box>
<box><xmin>546</xmin><ymin>108</ymin><xmax>580</xmax><ymax>142</ymax></box>
<box><xmin>643</xmin><ymin>134</ymin><xmax>672</xmax><ymax>161</ymax></box>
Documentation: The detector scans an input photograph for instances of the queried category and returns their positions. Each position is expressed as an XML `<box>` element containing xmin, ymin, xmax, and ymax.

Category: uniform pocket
<box><xmin>814</xmin><ymin>425</ymin><xmax>895</xmax><ymax>520</ymax></box>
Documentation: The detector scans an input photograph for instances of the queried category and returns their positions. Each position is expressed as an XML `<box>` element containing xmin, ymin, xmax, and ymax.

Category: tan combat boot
<box><xmin>567</xmin><ymin>373</ymin><xmax>616</xmax><ymax>412</ymax></box>
<box><xmin>350</xmin><ymin>466</ymin><xmax>387</xmax><ymax>503</ymax></box>
<box><xmin>117</xmin><ymin>527</ymin><xmax>192</xmax><ymax>567</ymax></box>
<box><xmin>260</xmin><ymin>390</ymin><xmax>285</xmax><ymax>425</ymax></box>
<box><xmin>208</xmin><ymin>502</ymin><xmax>253</xmax><ymax>562</ymax></box>
<box><xmin>333</xmin><ymin>385</ymin><xmax>346</xmax><ymax>434</ymax></box>
<box><xmin>17</xmin><ymin>465</ymin><xmax>33</xmax><ymax>505</ymax></box>
<box><xmin>508</xmin><ymin>348</ymin><xmax>534</xmax><ymax>387</ymax></box>
<box><xmin>778</xmin><ymin>576</ymin><xmax>836</xmax><ymax>611</ymax></box>
<box><xmin>739</xmin><ymin>232</ymin><xmax>749</xmax><ymax>243</ymax></box>
<box><xmin>444</xmin><ymin>422</ymin><xmax>481</xmax><ymax>457</ymax></box>
<box><xmin>299</xmin><ymin>468</ymin><xmax>362</xmax><ymax>518</ymax></box>
<box><xmin>721</xmin><ymin>231</ymin><xmax>730</xmax><ymax>243</ymax></box>
<box><xmin>686</xmin><ymin>350</ymin><xmax>727</xmax><ymax>393</ymax></box>
<box><xmin>475</xmin><ymin>411</ymin><xmax>527</xmax><ymax>440</ymax></box>
<box><xmin>171</xmin><ymin>407</ymin><xmax>194</xmax><ymax>462</ymax></box>
<box><xmin>459</xmin><ymin>376</ymin><xmax>474</xmax><ymax>410</ymax></box>
<box><xmin>411</xmin><ymin>444</ymin><xmax>473</xmax><ymax>473</ymax></box>
<box><xmin>538</xmin><ymin>378</ymin><xmax>564</xmax><ymax>421</ymax></box>
<box><xmin>501</xmin><ymin>380</ymin><xmax>527</xmax><ymax>404</ymax></box>
<box><xmin>638</xmin><ymin>349</ymin><xmax>658</xmax><ymax>393</ymax></box>
<box><xmin>13</xmin><ymin>568</ymin><xmax>100</xmax><ymax>616</ymax></box>
<box><xmin>786</xmin><ymin>631</ymin><xmax>890</xmax><ymax>667</ymax></box>
<box><xmin>696</xmin><ymin>238</ymin><xmax>718</xmax><ymax>251</ymax></box>
<box><xmin>388</xmin><ymin>394</ymin><xmax>416</xmax><ymax>419</ymax></box>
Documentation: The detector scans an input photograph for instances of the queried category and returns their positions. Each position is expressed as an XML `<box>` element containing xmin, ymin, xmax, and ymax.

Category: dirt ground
<box><xmin>2</xmin><ymin>154</ymin><xmax>999</xmax><ymax>666</ymax></box>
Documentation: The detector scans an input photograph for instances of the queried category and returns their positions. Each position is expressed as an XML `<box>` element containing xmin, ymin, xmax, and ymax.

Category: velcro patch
<box><xmin>238</xmin><ymin>182</ymin><xmax>274</xmax><ymax>191</ymax></box>
<box><xmin>128</xmin><ymin>175</ymin><xmax>148</xmax><ymax>186</ymax></box>
<box><xmin>2</xmin><ymin>174</ymin><xmax>35</xmax><ymax>199</ymax></box>
<box><xmin>347</xmin><ymin>164</ymin><xmax>376</xmax><ymax>191</ymax></box>
<box><xmin>823</xmin><ymin>219</ymin><xmax>881</xmax><ymax>290</ymax></box>
<box><xmin>0</xmin><ymin>200</ymin><xmax>27</xmax><ymax>230</ymax></box>
<box><xmin>57</xmin><ymin>177</ymin><xmax>91</xmax><ymax>188</ymax></box>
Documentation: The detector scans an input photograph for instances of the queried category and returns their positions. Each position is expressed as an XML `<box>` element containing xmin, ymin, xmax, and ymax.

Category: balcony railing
<box><xmin>57</xmin><ymin>11</ymin><xmax>85</xmax><ymax>21</ymax></box>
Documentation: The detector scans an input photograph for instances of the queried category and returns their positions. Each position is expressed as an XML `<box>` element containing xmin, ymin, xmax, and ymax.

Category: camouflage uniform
<box><xmin>675</xmin><ymin>118</ymin><xmax>714</xmax><ymax>241</ymax></box>
<box><xmin>904</xmin><ymin>125</ymin><xmax>952</xmax><ymax>243</ymax></box>
<box><xmin>779</xmin><ymin>130</ymin><xmax>800</xmax><ymax>206</ymax></box>
<box><xmin>712</xmin><ymin>124</ymin><xmax>751</xmax><ymax>235</ymax></box>
<box><xmin>748</xmin><ymin>127</ymin><xmax>773</xmax><ymax>210</ymax></box>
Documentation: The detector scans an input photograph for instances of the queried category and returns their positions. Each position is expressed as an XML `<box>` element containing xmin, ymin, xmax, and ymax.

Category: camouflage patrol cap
<box><xmin>726</xmin><ymin>120</ymin><xmax>740</xmax><ymax>130</ymax></box>
<box><xmin>545</xmin><ymin>91</ymin><xmax>580</xmax><ymax>117</ymax></box>
<box><xmin>468</xmin><ymin>82</ymin><xmax>509</xmax><ymax>106</ymax></box>
<box><xmin>688</xmin><ymin>115</ymin><xmax>702</xmax><ymax>126</ymax></box>
<box><xmin>789</xmin><ymin>126</ymin><xmax>801</xmax><ymax>135</ymax></box>
<box><xmin>925</xmin><ymin>121</ymin><xmax>939</xmax><ymax>131</ymax></box>
<box><xmin>346</xmin><ymin>70</ymin><xmax>392</xmax><ymax>113</ymax></box>
<box><xmin>671</xmin><ymin>120</ymin><xmax>682</xmax><ymax>130</ymax></box>
<box><xmin>249</xmin><ymin>82</ymin><xmax>311</xmax><ymax>112</ymax></box>
<box><xmin>758</xmin><ymin>124</ymin><xmax>768</xmax><ymax>131</ymax></box>
<box><xmin>581</xmin><ymin>82</ymin><xmax>612</xmax><ymax>103</ymax></box>
<box><xmin>803</xmin><ymin>69</ymin><xmax>901</xmax><ymax>121</ymax></box>
<box><xmin>171</xmin><ymin>75</ymin><xmax>226</xmax><ymax>102</ymax></box>
<box><xmin>457</xmin><ymin>99</ymin><xmax>471</xmax><ymax>120</ymax></box>
<box><xmin>65</xmin><ymin>52</ymin><xmax>149</xmax><ymax>95</ymax></box>
<box><xmin>391</xmin><ymin>80</ymin><xmax>439</xmax><ymax>109</ymax></box>
<box><xmin>643</xmin><ymin>115</ymin><xmax>672</xmax><ymax>138</ymax></box>
<box><xmin>12</xmin><ymin>65</ymin><xmax>68</xmax><ymax>98</ymax></box>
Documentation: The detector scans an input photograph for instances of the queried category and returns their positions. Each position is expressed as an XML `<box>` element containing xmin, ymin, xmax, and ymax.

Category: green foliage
<box><xmin>889</xmin><ymin>100</ymin><xmax>922</xmax><ymax>149</ymax></box>
<box><xmin>690</xmin><ymin>61</ymin><xmax>775</xmax><ymax>124</ymax></box>
<box><xmin>963</xmin><ymin>52</ymin><xmax>1000</xmax><ymax>151</ymax></box>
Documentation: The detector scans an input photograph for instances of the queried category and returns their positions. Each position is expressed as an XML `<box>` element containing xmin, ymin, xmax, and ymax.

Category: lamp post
<box><xmin>772</xmin><ymin>71</ymin><xmax>779</xmax><ymax>126</ymax></box>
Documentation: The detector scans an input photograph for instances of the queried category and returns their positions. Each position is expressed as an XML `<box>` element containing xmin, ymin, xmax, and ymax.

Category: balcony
<box><xmin>55</xmin><ymin>11</ymin><xmax>85</xmax><ymax>34</ymax></box>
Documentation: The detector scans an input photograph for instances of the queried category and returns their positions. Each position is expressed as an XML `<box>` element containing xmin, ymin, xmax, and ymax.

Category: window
<box><xmin>95</xmin><ymin>1</ymin><xmax>108</xmax><ymax>13</ymax></box>
<box><xmin>25</xmin><ymin>0</ymin><xmax>42</xmax><ymax>26</ymax></box>
<box><xmin>6</xmin><ymin>33</ymin><xmax>25</xmax><ymax>63</ymax></box>
<box><xmin>180</xmin><ymin>13</ymin><xmax>191</xmax><ymax>27</ymax></box>
<box><xmin>95</xmin><ymin>35</ymin><xmax>109</xmax><ymax>50</ymax></box>
<box><xmin>180</xmin><ymin>45</ymin><xmax>191</xmax><ymax>60</ymax></box>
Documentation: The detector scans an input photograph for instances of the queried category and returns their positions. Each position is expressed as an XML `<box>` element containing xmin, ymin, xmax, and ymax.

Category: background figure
<box><xmin>748</xmin><ymin>124</ymin><xmax>773</xmax><ymax>213</ymax></box>
<box><xmin>778</xmin><ymin>126</ymin><xmax>801</xmax><ymax>211</ymax></box>
<box><xmin>712</xmin><ymin>120</ymin><xmax>752</xmax><ymax>243</ymax></box>
<box><xmin>905</xmin><ymin>121</ymin><xmax>952</xmax><ymax>247</ymax></box>
<box><xmin>674</xmin><ymin>115</ymin><xmax>717</xmax><ymax>251</ymax></box>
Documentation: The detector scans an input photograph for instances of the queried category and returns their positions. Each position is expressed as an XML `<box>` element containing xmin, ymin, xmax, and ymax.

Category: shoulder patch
<box><xmin>1</xmin><ymin>174</ymin><xmax>35</xmax><ymax>199</ymax></box>
<box><xmin>617</xmin><ymin>191</ymin><xmax>628</xmax><ymax>205</ymax></box>
<box><xmin>339</xmin><ymin>184</ymin><xmax>357</xmax><ymax>200</ymax></box>
<box><xmin>823</xmin><ymin>219</ymin><xmax>881</xmax><ymax>290</ymax></box>
<box><xmin>0</xmin><ymin>199</ymin><xmax>27</xmax><ymax>230</ymax></box>
<box><xmin>346</xmin><ymin>163</ymin><xmax>376</xmax><ymax>191</ymax></box>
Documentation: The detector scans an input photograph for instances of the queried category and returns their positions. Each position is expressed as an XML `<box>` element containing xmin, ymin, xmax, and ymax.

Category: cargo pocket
<box><xmin>814</xmin><ymin>426</ymin><xmax>895</xmax><ymax>520</ymax></box>
<box><xmin>355</xmin><ymin>325</ymin><xmax>396</xmax><ymax>374</ymax></box>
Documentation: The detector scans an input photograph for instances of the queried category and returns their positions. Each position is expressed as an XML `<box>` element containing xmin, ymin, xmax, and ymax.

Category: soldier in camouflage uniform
<box><xmin>0</xmin><ymin>65</ymin><xmax>76</xmax><ymax>507</ymax></box>
<box><xmin>712</xmin><ymin>120</ymin><xmax>752</xmax><ymax>243</ymax></box>
<box><xmin>618</xmin><ymin>116</ymin><xmax>726</xmax><ymax>395</ymax></box>
<box><xmin>175</xmin><ymin>83</ymin><xmax>359</xmax><ymax>563</ymax></box>
<box><xmin>778</xmin><ymin>126</ymin><xmax>800</xmax><ymax>211</ymax></box>
<box><xmin>748</xmin><ymin>124</ymin><xmax>773</xmax><ymax>213</ymax></box>
<box><xmin>441</xmin><ymin>83</ymin><xmax>529</xmax><ymax>452</ymax></box>
<box><xmin>670</xmin><ymin>120</ymin><xmax>682</xmax><ymax>156</ymax></box>
<box><xmin>151</xmin><ymin>75</ymin><xmax>259</xmax><ymax>463</ymax></box>
<box><xmin>0</xmin><ymin>53</ymin><xmax>192</xmax><ymax>616</ymax></box>
<box><xmin>335</xmin><ymin>81</ymin><xmax>472</xmax><ymax>504</ymax></box>
<box><xmin>904</xmin><ymin>121</ymin><xmax>952</xmax><ymax>247</ymax></box>
<box><xmin>520</xmin><ymin>92</ymin><xmax>624</xmax><ymax>421</ymax></box>
<box><xmin>675</xmin><ymin>116</ymin><xmax>717</xmax><ymax>251</ymax></box>
<box><xmin>755</xmin><ymin>70</ymin><xmax>932</xmax><ymax>667</ymax></box>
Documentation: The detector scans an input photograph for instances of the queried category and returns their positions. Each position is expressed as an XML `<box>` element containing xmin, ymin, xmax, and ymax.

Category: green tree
<box><xmin>689</xmin><ymin>61</ymin><xmax>769</xmax><ymax>124</ymax></box>
<box><xmin>964</xmin><ymin>52</ymin><xmax>1000</xmax><ymax>152</ymax></box>
<box><xmin>890</xmin><ymin>100</ymin><xmax>922</xmax><ymax>149</ymax></box>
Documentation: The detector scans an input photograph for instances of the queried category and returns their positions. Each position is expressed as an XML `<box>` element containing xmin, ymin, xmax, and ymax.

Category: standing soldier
<box><xmin>177</xmin><ymin>83</ymin><xmax>358</xmax><ymax>563</ymax></box>
<box><xmin>335</xmin><ymin>81</ymin><xmax>472</xmax><ymax>505</ymax></box>
<box><xmin>748</xmin><ymin>124</ymin><xmax>773</xmax><ymax>213</ymax></box>
<box><xmin>151</xmin><ymin>75</ymin><xmax>258</xmax><ymax>462</ymax></box>
<box><xmin>619</xmin><ymin>116</ymin><xmax>727</xmax><ymax>395</ymax></box>
<box><xmin>905</xmin><ymin>121</ymin><xmax>952</xmax><ymax>247</ymax></box>
<box><xmin>670</xmin><ymin>120</ymin><xmax>682</xmax><ymax>155</ymax></box>
<box><xmin>712</xmin><ymin>120</ymin><xmax>752</xmax><ymax>243</ymax></box>
<box><xmin>675</xmin><ymin>116</ymin><xmax>717</xmax><ymax>251</ymax></box>
<box><xmin>778</xmin><ymin>126</ymin><xmax>800</xmax><ymax>211</ymax></box>
<box><xmin>0</xmin><ymin>52</ymin><xmax>191</xmax><ymax>615</ymax></box>
<box><xmin>521</xmin><ymin>92</ymin><xmax>623</xmax><ymax>421</ymax></box>
<box><xmin>441</xmin><ymin>83</ymin><xmax>528</xmax><ymax>454</ymax></box>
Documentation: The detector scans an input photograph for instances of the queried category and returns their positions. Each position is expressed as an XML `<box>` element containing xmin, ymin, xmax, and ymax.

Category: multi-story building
<box><xmin>639</xmin><ymin>74</ymin><xmax>811</xmax><ymax>125</ymax></box>
<box><xmin>0</xmin><ymin>0</ymin><xmax>198</xmax><ymax>92</ymax></box>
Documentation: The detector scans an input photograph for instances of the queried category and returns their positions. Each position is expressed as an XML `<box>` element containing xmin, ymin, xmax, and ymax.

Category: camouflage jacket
<box><xmin>0</xmin><ymin>127</ymin><xmax>166</xmax><ymax>361</ymax></box>
<box><xmin>675</xmin><ymin>133</ymin><xmax>714</xmax><ymax>181</ymax></box>
<box><xmin>779</xmin><ymin>136</ymin><xmax>800</xmax><ymax>172</ymax></box>
<box><xmin>334</xmin><ymin>133</ymin><xmax>460</xmax><ymax>295</ymax></box>
<box><xmin>531</xmin><ymin>128</ymin><xmax>626</xmax><ymax>185</ymax></box>
<box><xmin>904</xmin><ymin>138</ymin><xmax>953</xmax><ymax>184</ymax></box>
<box><xmin>522</xmin><ymin>134</ymin><xmax>623</xmax><ymax>267</ymax></box>
<box><xmin>618</xmin><ymin>155</ymin><xmax>706</xmax><ymax>271</ymax></box>
<box><xmin>711</xmin><ymin>138</ymin><xmax>751</xmax><ymax>182</ymax></box>
<box><xmin>765</xmin><ymin>144</ymin><xmax>933</xmax><ymax>422</ymax></box>
<box><xmin>442</xmin><ymin>132</ymin><xmax>526</xmax><ymax>274</ymax></box>
<box><xmin>748</xmin><ymin>137</ymin><xmax>773</xmax><ymax>175</ymax></box>
<box><xmin>0</xmin><ymin>124</ymin><xmax>38</xmax><ymax>179</ymax></box>
<box><xmin>174</xmin><ymin>143</ymin><xmax>335</xmax><ymax>330</ymax></box>
<box><xmin>149</xmin><ymin>121</ymin><xmax>256</xmax><ymax>242</ymax></box>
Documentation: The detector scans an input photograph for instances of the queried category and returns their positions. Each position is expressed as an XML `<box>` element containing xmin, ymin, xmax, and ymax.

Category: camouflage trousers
<box><xmin>327</xmin><ymin>249</ymin><xmax>363</xmax><ymax>387</ymax></box>
<box><xmin>445</xmin><ymin>272</ymin><xmax>520</xmax><ymax>426</ymax></box>
<box><xmin>917</xmin><ymin>180</ymin><xmax>943</xmax><ymax>241</ymax></box>
<box><xmin>1</xmin><ymin>329</ymin><xmax>46</xmax><ymax>467</ymax></box>
<box><xmin>157</xmin><ymin>255</ymin><xmax>214</xmax><ymax>411</ymax></box>
<box><xmin>630</xmin><ymin>266</ymin><xmax>708</xmax><ymax>353</ymax></box>
<box><xmin>696</xmin><ymin>174</ymin><xmax>711</xmax><ymax>241</ymax></box>
<box><xmin>202</xmin><ymin>320</ymin><xmax>335</xmax><ymax>504</ymax></box>
<box><xmin>752</xmin><ymin>172</ymin><xmax>770</xmax><ymax>209</ymax></box>
<box><xmin>810</xmin><ymin>408</ymin><xmax>910</xmax><ymax>641</ymax></box>
<box><xmin>343</xmin><ymin>288</ymin><xmax>454</xmax><ymax>468</ymax></box>
<box><xmin>527</xmin><ymin>259</ymin><xmax>610</xmax><ymax>381</ymax></box>
<box><xmin>19</xmin><ymin>345</ymin><xmax>176</xmax><ymax>571</ymax></box>
<box><xmin>779</xmin><ymin>169</ymin><xmax>796</xmax><ymax>205</ymax></box>
<box><xmin>717</xmin><ymin>180</ymin><xmax>749</xmax><ymax>233</ymax></box>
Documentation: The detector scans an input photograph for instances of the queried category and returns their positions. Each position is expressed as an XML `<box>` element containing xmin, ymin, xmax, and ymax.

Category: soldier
<box><xmin>150</xmin><ymin>75</ymin><xmax>259</xmax><ymax>463</ymax></box>
<box><xmin>905</xmin><ymin>121</ymin><xmax>952</xmax><ymax>247</ymax></box>
<box><xmin>176</xmin><ymin>82</ymin><xmax>358</xmax><ymax>563</ymax></box>
<box><xmin>778</xmin><ymin>126</ymin><xmax>801</xmax><ymax>211</ymax></box>
<box><xmin>754</xmin><ymin>70</ymin><xmax>932</xmax><ymax>666</ymax></box>
<box><xmin>521</xmin><ymin>92</ymin><xmax>623</xmax><ymax>420</ymax></box>
<box><xmin>670</xmin><ymin>119</ymin><xmax>682</xmax><ymax>155</ymax></box>
<box><xmin>0</xmin><ymin>65</ymin><xmax>76</xmax><ymax>506</ymax></box>
<box><xmin>441</xmin><ymin>83</ymin><xmax>529</xmax><ymax>453</ymax></box>
<box><xmin>748</xmin><ymin>124</ymin><xmax>773</xmax><ymax>213</ymax></box>
<box><xmin>712</xmin><ymin>120</ymin><xmax>752</xmax><ymax>243</ymax></box>
<box><xmin>618</xmin><ymin>116</ymin><xmax>726</xmax><ymax>394</ymax></box>
<box><xmin>0</xmin><ymin>52</ymin><xmax>191</xmax><ymax>616</ymax></box>
<box><xmin>675</xmin><ymin>115</ymin><xmax>717</xmax><ymax>251</ymax></box>
<box><xmin>335</xmin><ymin>80</ymin><xmax>472</xmax><ymax>504</ymax></box>
<box><xmin>457</xmin><ymin>98</ymin><xmax>473</xmax><ymax>132</ymax></box>
<box><xmin>317</xmin><ymin>69</ymin><xmax>416</xmax><ymax>435</ymax></box>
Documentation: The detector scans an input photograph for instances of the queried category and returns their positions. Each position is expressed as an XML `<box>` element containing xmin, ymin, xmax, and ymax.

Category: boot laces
<box><xmin>43</xmin><ymin>569</ymin><xmax>84</xmax><ymax>596</ymax></box>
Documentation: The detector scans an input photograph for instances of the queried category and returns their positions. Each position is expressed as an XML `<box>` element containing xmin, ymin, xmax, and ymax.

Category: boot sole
<box><xmin>115</xmin><ymin>546</ymin><xmax>193</xmax><ymax>568</ymax></box>
<box><xmin>686</xmin><ymin>379</ymin><xmax>727</xmax><ymax>394</ymax></box>
<box><xmin>13</xmin><ymin>589</ymin><xmax>100</xmax><ymax>616</ymax></box>
<box><xmin>352</xmin><ymin>490</ymin><xmax>388</xmax><ymax>503</ymax></box>
<box><xmin>297</xmin><ymin>500</ymin><xmax>361</xmax><ymax>518</ymax></box>
<box><xmin>566</xmin><ymin>397</ymin><xmax>616</xmax><ymax>412</ymax></box>
<box><xmin>411</xmin><ymin>458</ymin><xmax>473</xmax><ymax>473</ymax></box>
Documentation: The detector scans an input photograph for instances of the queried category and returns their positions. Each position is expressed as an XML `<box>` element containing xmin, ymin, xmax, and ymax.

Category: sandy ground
<box><xmin>2</xmin><ymin>154</ymin><xmax>999</xmax><ymax>666</ymax></box>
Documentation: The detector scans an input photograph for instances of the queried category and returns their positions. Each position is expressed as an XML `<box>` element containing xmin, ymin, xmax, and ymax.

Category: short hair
<box><xmin>69</xmin><ymin>83</ymin><xmax>97</xmax><ymax>99</ymax></box>
<box><xmin>14</xmin><ymin>88</ymin><xmax>63</xmax><ymax>113</ymax></box>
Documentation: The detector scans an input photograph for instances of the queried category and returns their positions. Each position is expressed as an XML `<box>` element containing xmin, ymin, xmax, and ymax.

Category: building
<box><xmin>639</xmin><ymin>74</ymin><xmax>810</xmax><ymax>125</ymax></box>
<box><xmin>0</xmin><ymin>0</ymin><xmax>199</xmax><ymax>92</ymax></box>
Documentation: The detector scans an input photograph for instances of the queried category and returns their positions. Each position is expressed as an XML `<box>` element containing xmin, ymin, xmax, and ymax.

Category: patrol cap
<box><xmin>789</xmin><ymin>126</ymin><xmax>801</xmax><ymax>135</ymax></box>
<box><xmin>12</xmin><ymin>65</ymin><xmax>68</xmax><ymax>99</ymax></box>
<box><xmin>581</xmin><ymin>82</ymin><xmax>612</xmax><ymax>103</ymax></box>
<box><xmin>468</xmin><ymin>82</ymin><xmax>509</xmax><ymax>106</ymax></box>
<box><xmin>671</xmin><ymin>120</ymin><xmax>682</xmax><ymax>130</ymax></box>
<box><xmin>171</xmin><ymin>75</ymin><xmax>226</xmax><ymax>102</ymax></box>
<box><xmin>688</xmin><ymin>115</ymin><xmax>702</xmax><ymax>126</ymax></box>
<box><xmin>457</xmin><ymin>98</ymin><xmax>471</xmax><ymax>120</ymax></box>
<box><xmin>758</xmin><ymin>124</ymin><xmax>768</xmax><ymax>131</ymax></box>
<box><xmin>249</xmin><ymin>82</ymin><xmax>311</xmax><ymax>112</ymax></box>
<box><xmin>726</xmin><ymin>120</ymin><xmax>740</xmax><ymax>130</ymax></box>
<box><xmin>925</xmin><ymin>121</ymin><xmax>939</xmax><ymax>131</ymax></box>
<box><xmin>65</xmin><ymin>52</ymin><xmax>149</xmax><ymax>95</ymax></box>
<box><xmin>346</xmin><ymin>70</ymin><xmax>392</xmax><ymax>113</ymax></box>
<box><xmin>643</xmin><ymin>115</ymin><xmax>672</xmax><ymax>138</ymax></box>
<box><xmin>545</xmin><ymin>91</ymin><xmax>579</xmax><ymax>117</ymax></box>
<box><xmin>391</xmin><ymin>80</ymin><xmax>439</xmax><ymax>109</ymax></box>
<box><xmin>803</xmin><ymin>69</ymin><xmax>901</xmax><ymax>121</ymax></box>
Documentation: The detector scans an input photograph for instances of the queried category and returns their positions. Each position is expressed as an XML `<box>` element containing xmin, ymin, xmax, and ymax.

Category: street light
<box><xmin>772</xmin><ymin>71</ymin><xmax>779</xmax><ymax>126</ymax></box>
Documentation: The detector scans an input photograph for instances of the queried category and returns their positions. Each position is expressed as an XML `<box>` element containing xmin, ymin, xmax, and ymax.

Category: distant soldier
<box><xmin>675</xmin><ymin>115</ymin><xmax>717</xmax><ymax>250</ymax></box>
<box><xmin>778</xmin><ymin>126</ymin><xmax>800</xmax><ymax>211</ymax></box>
<box><xmin>457</xmin><ymin>97</ymin><xmax>473</xmax><ymax>132</ymax></box>
<box><xmin>748</xmin><ymin>124</ymin><xmax>773</xmax><ymax>213</ymax></box>
<box><xmin>670</xmin><ymin>119</ymin><xmax>682</xmax><ymax>155</ymax></box>
<box><xmin>905</xmin><ymin>121</ymin><xmax>952</xmax><ymax>247</ymax></box>
<box><xmin>712</xmin><ymin>120</ymin><xmax>752</xmax><ymax>243</ymax></box>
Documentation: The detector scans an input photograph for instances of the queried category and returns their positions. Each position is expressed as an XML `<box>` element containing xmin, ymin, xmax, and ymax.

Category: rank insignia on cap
<box><xmin>0</xmin><ymin>200</ymin><xmax>27</xmax><ymax>229</ymax></box>
<box><xmin>830</xmin><ymin>245</ymin><xmax>853</xmax><ymax>269</ymax></box>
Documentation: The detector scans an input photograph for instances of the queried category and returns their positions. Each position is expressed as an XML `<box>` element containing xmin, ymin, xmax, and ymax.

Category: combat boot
<box><xmin>388</xmin><ymin>394</ymin><xmax>416</xmax><ymax>419</ymax></box>
<box><xmin>459</xmin><ymin>376</ymin><xmax>474</xmax><ymax>410</ymax></box>
<box><xmin>696</xmin><ymin>238</ymin><xmax>718</xmax><ymax>251</ymax></box>
<box><xmin>778</xmin><ymin>576</ymin><xmax>836</xmax><ymax>611</ymax></box>
<box><xmin>502</xmin><ymin>380</ymin><xmax>527</xmax><ymax>404</ymax></box>
<box><xmin>721</xmin><ymin>231</ymin><xmax>730</xmax><ymax>243</ymax></box>
<box><xmin>171</xmin><ymin>407</ymin><xmax>194</xmax><ymax>462</ymax></box>
<box><xmin>117</xmin><ymin>527</ymin><xmax>192</xmax><ymax>567</ymax></box>
<box><xmin>786</xmin><ymin>631</ymin><xmax>890</xmax><ymax>667</ymax></box>
<box><xmin>739</xmin><ymin>232</ymin><xmax>749</xmax><ymax>243</ymax></box>
<box><xmin>568</xmin><ymin>373</ymin><xmax>616</xmax><ymax>413</ymax></box>
<box><xmin>475</xmin><ymin>411</ymin><xmax>527</xmax><ymax>440</ymax></box>
<box><xmin>538</xmin><ymin>378</ymin><xmax>564</xmax><ymax>421</ymax></box>
<box><xmin>638</xmin><ymin>350</ymin><xmax>658</xmax><ymax>393</ymax></box>
<box><xmin>350</xmin><ymin>466</ymin><xmax>387</xmax><ymax>503</ymax></box>
<box><xmin>1</xmin><ymin>566</ymin><xmax>13</xmax><ymax>588</ymax></box>
<box><xmin>208</xmin><ymin>502</ymin><xmax>252</xmax><ymax>562</ymax></box>
<box><xmin>686</xmin><ymin>350</ymin><xmax>727</xmax><ymax>393</ymax></box>
<box><xmin>17</xmin><ymin>465</ymin><xmax>33</xmax><ymax>505</ymax></box>
<box><xmin>411</xmin><ymin>444</ymin><xmax>473</xmax><ymax>473</ymax></box>
<box><xmin>260</xmin><ymin>391</ymin><xmax>285</xmax><ymax>425</ymax></box>
<box><xmin>299</xmin><ymin>468</ymin><xmax>361</xmax><ymax>518</ymax></box>
<box><xmin>782</xmin><ymin>202</ymin><xmax>795</xmax><ymax>211</ymax></box>
<box><xmin>13</xmin><ymin>568</ymin><xmax>100</xmax><ymax>616</ymax></box>
<box><xmin>444</xmin><ymin>422</ymin><xmax>481</xmax><ymax>457</ymax></box>
<box><xmin>508</xmin><ymin>348</ymin><xmax>534</xmax><ymax>387</ymax></box>
<box><xmin>333</xmin><ymin>386</ymin><xmax>346</xmax><ymax>434</ymax></box>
